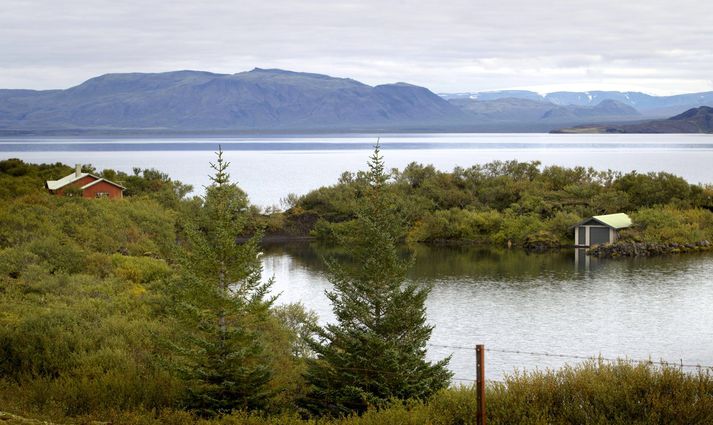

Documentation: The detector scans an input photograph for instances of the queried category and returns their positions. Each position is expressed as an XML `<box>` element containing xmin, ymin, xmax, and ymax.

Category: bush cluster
<box><xmin>290</xmin><ymin>161</ymin><xmax>713</xmax><ymax>246</ymax></box>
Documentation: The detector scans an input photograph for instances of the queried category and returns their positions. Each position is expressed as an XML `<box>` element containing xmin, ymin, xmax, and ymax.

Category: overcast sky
<box><xmin>2</xmin><ymin>0</ymin><xmax>712</xmax><ymax>94</ymax></box>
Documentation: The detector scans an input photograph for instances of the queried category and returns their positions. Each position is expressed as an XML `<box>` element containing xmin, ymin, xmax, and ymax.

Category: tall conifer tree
<box><xmin>303</xmin><ymin>142</ymin><xmax>452</xmax><ymax>416</ymax></box>
<box><xmin>170</xmin><ymin>147</ymin><xmax>273</xmax><ymax>416</ymax></box>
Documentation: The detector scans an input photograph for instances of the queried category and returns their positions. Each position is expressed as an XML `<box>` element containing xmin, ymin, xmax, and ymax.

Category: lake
<box><xmin>3</xmin><ymin>133</ymin><xmax>713</xmax><ymax>382</ymax></box>
<box><xmin>263</xmin><ymin>243</ymin><xmax>713</xmax><ymax>383</ymax></box>
<box><xmin>2</xmin><ymin>133</ymin><xmax>713</xmax><ymax>207</ymax></box>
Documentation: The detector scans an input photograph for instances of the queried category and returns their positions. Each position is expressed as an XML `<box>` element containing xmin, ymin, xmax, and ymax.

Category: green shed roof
<box><xmin>593</xmin><ymin>213</ymin><xmax>632</xmax><ymax>229</ymax></box>
<box><xmin>575</xmin><ymin>213</ymin><xmax>632</xmax><ymax>229</ymax></box>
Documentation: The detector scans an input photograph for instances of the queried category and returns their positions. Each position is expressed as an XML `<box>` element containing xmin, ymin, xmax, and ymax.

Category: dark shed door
<box><xmin>590</xmin><ymin>227</ymin><xmax>611</xmax><ymax>245</ymax></box>
<box><xmin>578</xmin><ymin>227</ymin><xmax>587</xmax><ymax>245</ymax></box>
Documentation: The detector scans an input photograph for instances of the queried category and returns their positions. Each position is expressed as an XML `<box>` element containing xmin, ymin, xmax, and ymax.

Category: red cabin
<box><xmin>46</xmin><ymin>164</ymin><xmax>125</xmax><ymax>199</ymax></box>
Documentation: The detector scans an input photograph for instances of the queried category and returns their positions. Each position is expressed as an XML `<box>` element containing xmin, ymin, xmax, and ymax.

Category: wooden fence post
<box><xmin>476</xmin><ymin>344</ymin><xmax>486</xmax><ymax>425</ymax></box>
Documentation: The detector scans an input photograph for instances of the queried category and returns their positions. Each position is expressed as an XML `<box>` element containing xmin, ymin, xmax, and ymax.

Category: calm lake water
<box><xmin>2</xmin><ymin>133</ymin><xmax>713</xmax><ymax>207</ymax></box>
<box><xmin>263</xmin><ymin>243</ymin><xmax>713</xmax><ymax>382</ymax></box>
<box><xmin>4</xmin><ymin>133</ymin><xmax>713</xmax><ymax>382</ymax></box>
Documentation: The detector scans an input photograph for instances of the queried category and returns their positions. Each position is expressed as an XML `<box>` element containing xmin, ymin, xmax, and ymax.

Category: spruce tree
<box><xmin>303</xmin><ymin>142</ymin><xmax>452</xmax><ymax>416</ymax></box>
<box><xmin>170</xmin><ymin>147</ymin><xmax>274</xmax><ymax>416</ymax></box>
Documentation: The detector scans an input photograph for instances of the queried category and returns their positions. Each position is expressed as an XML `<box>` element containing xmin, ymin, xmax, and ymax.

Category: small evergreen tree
<box><xmin>169</xmin><ymin>147</ymin><xmax>274</xmax><ymax>416</ymax></box>
<box><xmin>303</xmin><ymin>142</ymin><xmax>452</xmax><ymax>416</ymax></box>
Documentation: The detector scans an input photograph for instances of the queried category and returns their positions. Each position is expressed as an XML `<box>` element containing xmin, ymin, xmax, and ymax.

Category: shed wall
<box><xmin>574</xmin><ymin>225</ymin><xmax>616</xmax><ymax>247</ymax></box>
<box><xmin>590</xmin><ymin>227</ymin><xmax>611</xmax><ymax>245</ymax></box>
<box><xmin>577</xmin><ymin>227</ymin><xmax>586</xmax><ymax>245</ymax></box>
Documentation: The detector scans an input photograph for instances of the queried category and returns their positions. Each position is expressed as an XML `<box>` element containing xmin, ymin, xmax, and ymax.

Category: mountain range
<box><xmin>0</xmin><ymin>69</ymin><xmax>467</xmax><ymax>132</ymax></box>
<box><xmin>441</xmin><ymin>90</ymin><xmax>713</xmax><ymax>117</ymax></box>
<box><xmin>0</xmin><ymin>68</ymin><xmax>711</xmax><ymax>133</ymax></box>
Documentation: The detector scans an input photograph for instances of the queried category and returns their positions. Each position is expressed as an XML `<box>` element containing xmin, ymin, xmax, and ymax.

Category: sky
<box><xmin>2</xmin><ymin>0</ymin><xmax>712</xmax><ymax>95</ymax></box>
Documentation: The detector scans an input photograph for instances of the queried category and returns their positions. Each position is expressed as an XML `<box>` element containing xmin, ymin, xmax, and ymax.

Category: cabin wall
<box><xmin>82</xmin><ymin>181</ymin><xmax>124</xmax><ymax>199</ymax></box>
<box><xmin>54</xmin><ymin>176</ymin><xmax>96</xmax><ymax>196</ymax></box>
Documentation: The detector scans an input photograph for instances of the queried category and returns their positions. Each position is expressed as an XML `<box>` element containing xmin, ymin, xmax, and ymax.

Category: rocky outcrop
<box><xmin>588</xmin><ymin>240</ymin><xmax>712</xmax><ymax>258</ymax></box>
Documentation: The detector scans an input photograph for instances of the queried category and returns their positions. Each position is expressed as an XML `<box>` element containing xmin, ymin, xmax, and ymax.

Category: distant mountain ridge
<box><xmin>552</xmin><ymin>106</ymin><xmax>713</xmax><ymax>134</ymax></box>
<box><xmin>448</xmin><ymin>97</ymin><xmax>641</xmax><ymax>123</ymax></box>
<box><xmin>542</xmin><ymin>99</ymin><xmax>640</xmax><ymax>120</ymax></box>
<box><xmin>440</xmin><ymin>90</ymin><xmax>713</xmax><ymax>116</ymax></box>
<box><xmin>0</xmin><ymin>68</ymin><xmax>711</xmax><ymax>133</ymax></box>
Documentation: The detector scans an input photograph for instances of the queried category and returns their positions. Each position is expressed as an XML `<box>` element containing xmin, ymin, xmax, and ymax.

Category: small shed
<box><xmin>572</xmin><ymin>213</ymin><xmax>632</xmax><ymax>247</ymax></box>
<box><xmin>46</xmin><ymin>164</ymin><xmax>125</xmax><ymax>199</ymax></box>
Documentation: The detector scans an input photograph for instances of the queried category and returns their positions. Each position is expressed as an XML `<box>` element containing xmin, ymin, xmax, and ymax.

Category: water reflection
<box><xmin>574</xmin><ymin>248</ymin><xmax>606</xmax><ymax>273</ymax></box>
<box><xmin>263</xmin><ymin>242</ymin><xmax>713</xmax><ymax>382</ymax></box>
<box><xmin>410</xmin><ymin>245</ymin><xmax>577</xmax><ymax>281</ymax></box>
<box><xmin>264</xmin><ymin>242</ymin><xmax>583</xmax><ymax>281</ymax></box>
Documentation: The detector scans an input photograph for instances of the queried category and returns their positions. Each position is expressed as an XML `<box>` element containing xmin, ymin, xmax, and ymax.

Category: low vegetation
<box><xmin>2</xmin><ymin>361</ymin><xmax>711</xmax><ymax>424</ymax></box>
<box><xmin>1</xmin><ymin>156</ymin><xmax>712</xmax><ymax>424</ymax></box>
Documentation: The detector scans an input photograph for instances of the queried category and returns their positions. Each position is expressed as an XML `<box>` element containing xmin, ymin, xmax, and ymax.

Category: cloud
<box><xmin>1</xmin><ymin>0</ymin><xmax>712</xmax><ymax>94</ymax></box>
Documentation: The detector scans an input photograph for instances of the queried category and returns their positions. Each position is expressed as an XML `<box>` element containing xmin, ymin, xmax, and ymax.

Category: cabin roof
<box><xmin>46</xmin><ymin>172</ymin><xmax>125</xmax><ymax>191</ymax></box>
<box><xmin>80</xmin><ymin>178</ymin><xmax>126</xmax><ymax>190</ymax></box>
<box><xmin>45</xmin><ymin>172</ymin><xmax>96</xmax><ymax>191</ymax></box>
<box><xmin>574</xmin><ymin>213</ymin><xmax>632</xmax><ymax>229</ymax></box>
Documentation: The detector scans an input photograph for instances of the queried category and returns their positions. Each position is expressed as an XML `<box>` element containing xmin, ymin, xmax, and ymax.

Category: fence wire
<box><xmin>427</xmin><ymin>343</ymin><xmax>713</xmax><ymax>371</ymax></box>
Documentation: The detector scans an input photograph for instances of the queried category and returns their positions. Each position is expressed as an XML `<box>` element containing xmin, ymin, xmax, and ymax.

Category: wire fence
<box><xmin>427</xmin><ymin>342</ymin><xmax>713</xmax><ymax>372</ymax></box>
<box><xmin>310</xmin><ymin>359</ymin><xmax>497</xmax><ymax>384</ymax></box>
<box><xmin>307</xmin><ymin>342</ymin><xmax>713</xmax><ymax>385</ymax></box>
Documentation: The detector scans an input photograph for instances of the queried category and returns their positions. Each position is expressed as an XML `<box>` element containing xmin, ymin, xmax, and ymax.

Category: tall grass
<box><xmin>3</xmin><ymin>360</ymin><xmax>711</xmax><ymax>424</ymax></box>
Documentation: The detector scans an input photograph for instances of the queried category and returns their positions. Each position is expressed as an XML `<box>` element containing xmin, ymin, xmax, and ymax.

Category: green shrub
<box><xmin>628</xmin><ymin>207</ymin><xmax>713</xmax><ymax>244</ymax></box>
<box><xmin>491</xmin><ymin>211</ymin><xmax>545</xmax><ymax>246</ymax></box>
<box><xmin>488</xmin><ymin>360</ymin><xmax>713</xmax><ymax>424</ymax></box>
<box><xmin>408</xmin><ymin>209</ymin><xmax>503</xmax><ymax>243</ymax></box>
<box><xmin>111</xmin><ymin>254</ymin><xmax>172</xmax><ymax>284</ymax></box>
